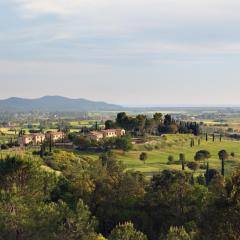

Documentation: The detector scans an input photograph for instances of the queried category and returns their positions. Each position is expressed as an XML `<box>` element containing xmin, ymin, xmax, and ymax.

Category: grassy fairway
<box><xmin>112</xmin><ymin>134</ymin><xmax>240</xmax><ymax>176</ymax></box>
<box><xmin>74</xmin><ymin>134</ymin><xmax>240</xmax><ymax>176</ymax></box>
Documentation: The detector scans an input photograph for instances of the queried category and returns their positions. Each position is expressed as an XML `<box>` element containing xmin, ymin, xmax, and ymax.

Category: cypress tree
<box><xmin>206</xmin><ymin>133</ymin><xmax>208</xmax><ymax>142</ymax></box>
<box><xmin>40</xmin><ymin>144</ymin><xmax>44</xmax><ymax>158</ymax></box>
<box><xmin>218</xmin><ymin>150</ymin><xmax>228</xmax><ymax>177</ymax></box>
<box><xmin>49</xmin><ymin>135</ymin><xmax>52</xmax><ymax>153</ymax></box>
<box><xmin>221</xmin><ymin>158</ymin><xmax>224</xmax><ymax>176</ymax></box>
<box><xmin>212</xmin><ymin>134</ymin><xmax>215</xmax><ymax>142</ymax></box>
<box><xmin>180</xmin><ymin>153</ymin><xmax>185</xmax><ymax>171</ymax></box>
<box><xmin>206</xmin><ymin>162</ymin><xmax>209</xmax><ymax>186</ymax></box>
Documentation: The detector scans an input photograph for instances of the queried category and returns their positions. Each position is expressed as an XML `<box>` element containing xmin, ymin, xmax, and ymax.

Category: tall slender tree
<box><xmin>179</xmin><ymin>153</ymin><xmax>186</xmax><ymax>171</ymax></box>
<box><xmin>49</xmin><ymin>135</ymin><xmax>52</xmax><ymax>153</ymax></box>
<box><xmin>206</xmin><ymin>162</ymin><xmax>209</xmax><ymax>186</ymax></box>
<box><xmin>218</xmin><ymin>150</ymin><xmax>228</xmax><ymax>176</ymax></box>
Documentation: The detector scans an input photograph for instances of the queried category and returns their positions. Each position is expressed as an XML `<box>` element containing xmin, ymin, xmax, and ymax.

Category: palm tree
<box><xmin>218</xmin><ymin>150</ymin><xmax>228</xmax><ymax>176</ymax></box>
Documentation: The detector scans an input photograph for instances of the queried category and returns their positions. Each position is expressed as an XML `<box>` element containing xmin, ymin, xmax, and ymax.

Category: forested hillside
<box><xmin>0</xmin><ymin>151</ymin><xmax>239</xmax><ymax>240</ymax></box>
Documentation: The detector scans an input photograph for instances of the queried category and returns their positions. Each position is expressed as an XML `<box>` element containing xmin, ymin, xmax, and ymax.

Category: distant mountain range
<box><xmin>0</xmin><ymin>96</ymin><xmax>123</xmax><ymax>112</ymax></box>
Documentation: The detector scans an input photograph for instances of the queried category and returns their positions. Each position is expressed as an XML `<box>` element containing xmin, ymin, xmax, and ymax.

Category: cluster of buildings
<box><xmin>18</xmin><ymin>131</ymin><xmax>65</xmax><ymax>146</ymax></box>
<box><xmin>18</xmin><ymin>128</ymin><xmax>126</xmax><ymax>146</ymax></box>
<box><xmin>86</xmin><ymin>129</ymin><xmax>126</xmax><ymax>141</ymax></box>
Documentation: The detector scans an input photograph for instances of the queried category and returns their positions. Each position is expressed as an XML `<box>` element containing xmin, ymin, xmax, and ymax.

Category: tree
<box><xmin>49</xmin><ymin>135</ymin><xmax>52</xmax><ymax>152</ymax></box>
<box><xmin>153</xmin><ymin>113</ymin><xmax>163</xmax><ymax>122</ymax></box>
<box><xmin>0</xmin><ymin>156</ymin><xmax>58</xmax><ymax>239</ymax></box>
<box><xmin>218</xmin><ymin>150</ymin><xmax>229</xmax><ymax>176</ymax></box>
<box><xmin>190</xmin><ymin>139</ymin><xmax>193</xmax><ymax>148</ymax></box>
<box><xmin>115</xmin><ymin>136</ymin><xmax>133</xmax><ymax>152</ymax></box>
<box><xmin>205</xmin><ymin>162</ymin><xmax>209</xmax><ymax>186</ymax></box>
<box><xmin>105</xmin><ymin>120</ymin><xmax>117</xmax><ymax>129</ymax></box>
<box><xmin>164</xmin><ymin>114</ymin><xmax>173</xmax><ymax>126</ymax></box>
<box><xmin>73</xmin><ymin>136</ymin><xmax>92</xmax><ymax>150</ymax></box>
<box><xmin>139</xmin><ymin>152</ymin><xmax>148</xmax><ymax>164</ymax></box>
<box><xmin>212</xmin><ymin>134</ymin><xmax>215</xmax><ymax>142</ymax></box>
<box><xmin>179</xmin><ymin>153</ymin><xmax>186</xmax><ymax>171</ymax></box>
<box><xmin>55</xmin><ymin>200</ymin><xmax>97</xmax><ymax>240</ymax></box>
<box><xmin>108</xmin><ymin>222</ymin><xmax>148</xmax><ymax>240</ymax></box>
<box><xmin>194</xmin><ymin>150</ymin><xmax>211</xmax><ymax>166</ymax></box>
<box><xmin>116</xmin><ymin>112</ymin><xmax>129</xmax><ymax>129</ymax></box>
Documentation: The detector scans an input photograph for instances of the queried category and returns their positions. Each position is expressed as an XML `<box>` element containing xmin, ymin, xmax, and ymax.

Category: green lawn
<box><xmin>76</xmin><ymin>134</ymin><xmax>240</xmax><ymax>177</ymax></box>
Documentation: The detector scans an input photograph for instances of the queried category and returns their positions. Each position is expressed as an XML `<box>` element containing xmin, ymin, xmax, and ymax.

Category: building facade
<box><xmin>18</xmin><ymin>133</ymin><xmax>45</xmax><ymax>145</ymax></box>
<box><xmin>45</xmin><ymin>131</ymin><xmax>65</xmax><ymax>142</ymax></box>
<box><xmin>18</xmin><ymin>131</ymin><xmax>64</xmax><ymax>145</ymax></box>
<box><xmin>86</xmin><ymin>129</ymin><xmax>125</xmax><ymax>141</ymax></box>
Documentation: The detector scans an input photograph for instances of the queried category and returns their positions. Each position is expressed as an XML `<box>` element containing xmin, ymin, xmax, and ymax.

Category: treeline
<box><xmin>105</xmin><ymin>112</ymin><xmax>201</xmax><ymax>136</ymax></box>
<box><xmin>69</xmin><ymin>134</ymin><xmax>133</xmax><ymax>152</ymax></box>
<box><xmin>0</xmin><ymin>152</ymin><xmax>240</xmax><ymax>240</ymax></box>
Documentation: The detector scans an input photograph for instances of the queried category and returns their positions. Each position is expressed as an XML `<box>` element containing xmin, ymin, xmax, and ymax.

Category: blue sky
<box><xmin>1</xmin><ymin>0</ymin><xmax>240</xmax><ymax>106</ymax></box>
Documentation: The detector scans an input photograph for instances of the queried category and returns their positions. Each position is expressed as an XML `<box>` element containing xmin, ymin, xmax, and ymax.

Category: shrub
<box><xmin>199</xmin><ymin>164</ymin><xmax>207</xmax><ymax>170</ymax></box>
<box><xmin>187</xmin><ymin>162</ymin><xmax>199</xmax><ymax>171</ymax></box>
<box><xmin>139</xmin><ymin>152</ymin><xmax>148</xmax><ymax>164</ymax></box>
<box><xmin>168</xmin><ymin>155</ymin><xmax>174</xmax><ymax>163</ymax></box>
<box><xmin>1</xmin><ymin>144</ymin><xmax>9</xmax><ymax>150</ymax></box>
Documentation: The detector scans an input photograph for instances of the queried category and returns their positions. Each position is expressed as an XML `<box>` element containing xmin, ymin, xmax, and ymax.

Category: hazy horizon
<box><xmin>1</xmin><ymin>95</ymin><xmax>240</xmax><ymax>108</ymax></box>
<box><xmin>1</xmin><ymin>1</ymin><xmax>240</xmax><ymax>105</ymax></box>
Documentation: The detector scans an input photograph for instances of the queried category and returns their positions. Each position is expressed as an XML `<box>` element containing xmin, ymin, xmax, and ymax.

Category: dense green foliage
<box><xmin>0</xmin><ymin>150</ymin><xmax>240</xmax><ymax>239</ymax></box>
<box><xmin>106</xmin><ymin>112</ymin><xmax>201</xmax><ymax>136</ymax></box>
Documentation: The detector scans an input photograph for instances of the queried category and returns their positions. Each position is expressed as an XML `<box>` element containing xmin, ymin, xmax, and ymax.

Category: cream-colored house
<box><xmin>18</xmin><ymin>131</ymin><xmax>64</xmax><ymax>146</ymax></box>
<box><xmin>18</xmin><ymin>133</ymin><xmax>45</xmax><ymax>145</ymax></box>
<box><xmin>32</xmin><ymin>133</ymin><xmax>45</xmax><ymax>144</ymax></box>
<box><xmin>45</xmin><ymin>131</ymin><xmax>65</xmax><ymax>142</ymax></box>
<box><xmin>18</xmin><ymin>135</ymin><xmax>33</xmax><ymax>145</ymax></box>
<box><xmin>87</xmin><ymin>129</ymin><xmax>125</xmax><ymax>141</ymax></box>
<box><xmin>87</xmin><ymin>131</ymin><xmax>104</xmax><ymax>141</ymax></box>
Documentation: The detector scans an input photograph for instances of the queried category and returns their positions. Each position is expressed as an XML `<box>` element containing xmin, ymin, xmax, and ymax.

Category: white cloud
<box><xmin>14</xmin><ymin>0</ymin><xmax>240</xmax><ymax>20</ymax></box>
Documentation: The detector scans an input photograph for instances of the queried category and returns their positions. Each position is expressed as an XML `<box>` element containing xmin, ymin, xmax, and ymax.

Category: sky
<box><xmin>1</xmin><ymin>0</ymin><xmax>240</xmax><ymax>106</ymax></box>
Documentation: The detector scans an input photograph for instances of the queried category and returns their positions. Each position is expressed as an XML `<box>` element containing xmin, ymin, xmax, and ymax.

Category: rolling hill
<box><xmin>0</xmin><ymin>96</ymin><xmax>122</xmax><ymax>112</ymax></box>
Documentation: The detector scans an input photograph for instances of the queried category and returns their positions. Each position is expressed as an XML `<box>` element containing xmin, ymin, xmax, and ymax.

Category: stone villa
<box><xmin>87</xmin><ymin>129</ymin><xmax>125</xmax><ymax>141</ymax></box>
<box><xmin>18</xmin><ymin>131</ymin><xmax>65</xmax><ymax>145</ymax></box>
